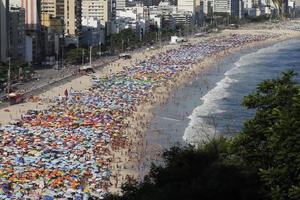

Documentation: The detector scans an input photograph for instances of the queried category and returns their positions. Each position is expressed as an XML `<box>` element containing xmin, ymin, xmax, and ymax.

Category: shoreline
<box><xmin>108</xmin><ymin>29</ymin><xmax>300</xmax><ymax>193</ymax></box>
<box><xmin>0</xmin><ymin>22</ymin><xmax>300</xmax><ymax>198</ymax></box>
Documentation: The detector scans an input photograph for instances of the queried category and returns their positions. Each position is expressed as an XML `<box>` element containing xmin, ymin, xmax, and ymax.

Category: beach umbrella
<box><xmin>43</xmin><ymin>195</ymin><xmax>54</xmax><ymax>200</ymax></box>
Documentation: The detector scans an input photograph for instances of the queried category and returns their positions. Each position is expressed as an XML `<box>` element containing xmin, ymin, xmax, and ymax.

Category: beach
<box><xmin>0</xmin><ymin>21</ymin><xmax>300</xmax><ymax>198</ymax></box>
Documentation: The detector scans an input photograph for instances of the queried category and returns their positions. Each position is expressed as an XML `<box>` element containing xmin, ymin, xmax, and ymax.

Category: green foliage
<box><xmin>232</xmin><ymin>70</ymin><xmax>300</xmax><ymax>199</ymax></box>
<box><xmin>65</xmin><ymin>48</ymin><xmax>87</xmax><ymax>64</ymax></box>
<box><xmin>0</xmin><ymin>60</ymin><xmax>28</xmax><ymax>82</ymax></box>
<box><xmin>244</xmin><ymin>15</ymin><xmax>270</xmax><ymax>23</ymax></box>
<box><xmin>108</xmin><ymin>28</ymin><xmax>175</xmax><ymax>52</ymax></box>
<box><xmin>106</xmin><ymin>138</ymin><xmax>262</xmax><ymax>200</ymax></box>
<box><xmin>110</xmin><ymin>29</ymin><xmax>140</xmax><ymax>52</ymax></box>
<box><xmin>271</xmin><ymin>0</ymin><xmax>284</xmax><ymax>17</ymax></box>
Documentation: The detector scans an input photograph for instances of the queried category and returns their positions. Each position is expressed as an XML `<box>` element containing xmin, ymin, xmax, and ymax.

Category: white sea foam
<box><xmin>183</xmin><ymin>76</ymin><xmax>238</xmax><ymax>144</ymax></box>
<box><xmin>224</xmin><ymin>42</ymin><xmax>285</xmax><ymax>76</ymax></box>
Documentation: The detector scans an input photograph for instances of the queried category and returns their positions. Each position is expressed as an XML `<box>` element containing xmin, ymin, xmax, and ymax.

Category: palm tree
<box><xmin>270</xmin><ymin>0</ymin><xmax>284</xmax><ymax>18</ymax></box>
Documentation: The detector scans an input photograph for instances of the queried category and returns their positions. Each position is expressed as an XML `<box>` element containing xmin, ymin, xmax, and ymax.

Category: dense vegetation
<box><xmin>105</xmin><ymin>71</ymin><xmax>300</xmax><ymax>200</ymax></box>
<box><xmin>0</xmin><ymin>61</ymin><xmax>32</xmax><ymax>90</ymax></box>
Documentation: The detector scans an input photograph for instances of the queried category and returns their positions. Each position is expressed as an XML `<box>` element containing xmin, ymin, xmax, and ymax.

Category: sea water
<box><xmin>146</xmin><ymin>39</ymin><xmax>300</xmax><ymax>150</ymax></box>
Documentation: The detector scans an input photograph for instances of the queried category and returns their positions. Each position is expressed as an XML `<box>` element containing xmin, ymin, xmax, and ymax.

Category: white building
<box><xmin>148</xmin><ymin>1</ymin><xmax>178</xmax><ymax>30</ymax></box>
<box><xmin>178</xmin><ymin>0</ymin><xmax>196</xmax><ymax>14</ymax></box>
<box><xmin>173</xmin><ymin>11</ymin><xmax>193</xmax><ymax>25</ymax></box>
<box><xmin>214</xmin><ymin>0</ymin><xmax>231</xmax><ymax>13</ymax></box>
<box><xmin>157</xmin><ymin>1</ymin><xmax>177</xmax><ymax>14</ymax></box>
<box><xmin>9</xmin><ymin>0</ymin><xmax>21</xmax><ymax>6</ymax></box>
<box><xmin>153</xmin><ymin>16</ymin><xmax>162</xmax><ymax>28</ymax></box>
<box><xmin>82</xmin><ymin>0</ymin><xmax>115</xmax><ymax>28</ymax></box>
<box><xmin>114</xmin><ymin>3</ymin><xmax>149</xmax><ymax>34</ymax></box>
<box><xmin>82</xmin><ymin>17</ymin><xmax>105</xmax><ymax>46</ymax></box>
<box><xmin>116</xmin><ymin>0</ymin><xmax>127</xmax><ymax>10</ymax></box>
<box><xmin>117</xmin><ymin>9</ymin><xmax>138</xmax><ymax>20</ymax></box>
<box><xmin>117</xmin><ymin>3</ymin><xmax>148</xmax><ymax>20</ymax></box>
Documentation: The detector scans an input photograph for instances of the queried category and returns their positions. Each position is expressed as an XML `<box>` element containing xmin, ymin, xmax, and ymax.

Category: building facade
<box><xmin>20</xmin><ymin>0</ymin><xmax>41</xmax><ymax>30</ymax></box>
<box><xmin>178</xmin><ymin>0</ymin><xmax>195</xmax><ymax>14</ymax></box>
<box><xmin>41</xmin><ymin>0</ymin><xmax>56</xmax><ymax>15</ymax></box>
<box><xmin>82</xmin><ymin>0</ymin><xmax>115</xmax><ymax>36</ymax></box>
<box><xmin>41</xmin><ymin>13</ymin><xmax>64</xmax><ymax>34</ymax></box>
<box><xmin>64</xmin><ymin>0</ymin><xmax>82</xmax><ymax>36</ymax></box>
<box><xmin>116</xmin><ymin>0</ymin><xmax>127</xmax><ymax>10</ymax></box>
<box><xmin>56</xmin><ymin>0</ymin><xmax>64</xmax><ymax>17</ymax></box>
<box><xmin>0</xmin><ymin>0</ymin><xmax>8</xmax><ymax>61</ymax></box>
<box><xmin>9</xmin><ymin>6</ymin><xmax>26</xmax><ymax>60</ymax></box>
<box><xmin>214</xmin><ymin>0</ymin><xmax>231</xmax><ymax>13</ymax></box>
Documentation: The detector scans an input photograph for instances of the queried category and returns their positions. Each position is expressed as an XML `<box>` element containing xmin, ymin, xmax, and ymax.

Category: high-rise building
<box><xmin>40</xmin><ymin>0</ymin><xmax>64</xmax><ymax>33</ymax></box>
<box><xmin>82</xmin><ymin>0</ymin><xmax>103</xmax><ymax>19</ymax></box>
<box><xmin>40</xmin><ymin>0</ymin><xmax>64</xmax><ymax>17</ymax></box>
<box><xmin>0</xmin><ymin>0</ymin><xmax>8</xmax><ymax>61</ymax></box>
<box><xmin>56</xmin><ymin>0</ymin><xmax>64</xmax><ymax>17</ymax></box>
<box><xmin>178</xmin><ymin>0</ymin><xmax>196</xmax><ymax>14</ymax></box>
<box><xmin>17</xmin><ymin>0</ymin><xmax>42</xmax><ymax>63</ymax></box>
<box><xmin>9</xmin><ymin>6</ymin><xmax>26</xmax><ymax>60</ymax></box>
<box><xmin>173</xmin><ymin>11</ymin><xmax>193</xmax><ymax>25</ymax></box>
<box><xmin>116</xmin><ymin>0</ymin><xmax>127</xmax><ymax>10</ymax></box>
<box><xmin>20</xmin><ymin>0</ymin><xmax>41</xmax><ymax>30</ymax></box>
<box><xmin>41</xmin><ymin>0</ymin><xmax>56</xmax><ymax>16</ymax></box>
<box><xmin>82</xmin><ymin>0</ymin><xmax>114</xmax><ymax>27</ymax></box>
<box><xmin>41</xmin><ymin>13</ymin><xmax>64</xmax><ymax>32</ymax></box>
<box><xmin>214</xmin><ymin>0</ymin><xmax>231</xmax><ymax>13</ymax></box>
<box><xmin>64</xmin><ymin>0</ymin><xmax>81</xmax><ymax>36</ymax></box>
<box><xmin>231</xmin><ymin>0</ymin><xmax>243</xmax><ymax>17</ymax></box>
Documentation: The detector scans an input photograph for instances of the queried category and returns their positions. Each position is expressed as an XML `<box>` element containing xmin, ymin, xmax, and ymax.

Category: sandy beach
<box><xmin>0</xmin><ymin>20</ymin><xmax>300</xmax><ymax>198</ymax></box>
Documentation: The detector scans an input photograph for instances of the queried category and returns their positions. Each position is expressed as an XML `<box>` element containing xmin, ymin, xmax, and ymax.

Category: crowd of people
<box><xmin>288</xmin><ymin>23</ymin><xmax>300</xmax><ymax>31</ymax></box>
<box><xmin>0</xmin><ymin>33</ymin><xmax>278</xmax><ymax>199</ymax></box>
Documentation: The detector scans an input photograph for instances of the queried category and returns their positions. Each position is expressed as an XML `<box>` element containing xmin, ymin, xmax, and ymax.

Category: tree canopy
<box><xmin>106</xmin><ymin>138</ymin><xmax>262</xmax><ymax>200</ymax></box>
<box><xmin>232</xmin><ymin>70</ymin><xmax>300</xmax><ymax>199</ymax></box>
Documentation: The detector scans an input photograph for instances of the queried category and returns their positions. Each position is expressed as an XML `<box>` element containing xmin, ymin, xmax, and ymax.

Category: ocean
<box><xmin>145</xmin><ymin>39</ymin><xmax>300</xmax><ymax>153</ymax></box>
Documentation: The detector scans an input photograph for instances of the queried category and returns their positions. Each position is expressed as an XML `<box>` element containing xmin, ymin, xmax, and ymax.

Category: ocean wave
<box><xmin>183</xmin><ymin>76</ymin><xmax>238</xmax><ymax>144</ymax></box>
<box><xmin>224</xmin><ymin>42</ymin><xmax>288</xmax><ymax>76</ymax></box>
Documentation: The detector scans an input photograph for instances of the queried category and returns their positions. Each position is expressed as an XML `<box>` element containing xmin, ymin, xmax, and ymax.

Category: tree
<box><xmin>65</xmin><ymin>48</ymin><xmax>87</xmax><ymax>64</ymax></box>
<box><xmin>110</xmin><ymin>29</ymin><xmax>139</xmax><ymax>52</ymax></box>
<box><xmin>106</xmin><ymin>138</ymin><xmax>262</xmax><ymax>200</ymax></box>
<box><xmin>271</xmin><ymin>0</ymin><xmax>284</xmax><ymax>18</ymax></box>
<box><xmin>0</xmin><ymin>60</ymin><xmax>28</xmax><ymax>82</ymax></box>
<box><xmin>232</xmin><ymin>70</ymin><xmax>300</xmax><ymax>199</ymax></box>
